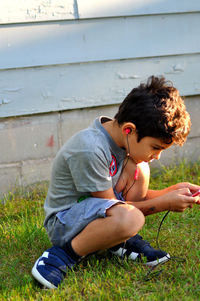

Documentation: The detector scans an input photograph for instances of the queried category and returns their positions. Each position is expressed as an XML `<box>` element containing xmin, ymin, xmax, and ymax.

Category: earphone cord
<box><xmin>143</xmin><ymin>210</ymin><xmax>186</xmax><ymax>282</ymax></box>
<box><xmin>156</xmin><ymin>210</ymin><xmax>170</xmax><ymax>250</ymax></box>
<box><xmin>122</xmin><ymin>134</ymin><xmax>131</xmax><ymax>171</ymax></box>
<box><xmin>123</xmin><ymin>179</ymin><xmax>136</xmax><ymax>200</ymax></box>
<box><xmin>122</xmin><ymin>135</ymin><xmax>136</xmax><ymax>200</ymax></box>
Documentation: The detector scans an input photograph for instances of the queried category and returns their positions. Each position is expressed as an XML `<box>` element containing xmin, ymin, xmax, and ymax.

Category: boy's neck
<box><xmin>102</xmin><ymin>119</ymin><xmax>124</xmax><ymax>149</ymax></box>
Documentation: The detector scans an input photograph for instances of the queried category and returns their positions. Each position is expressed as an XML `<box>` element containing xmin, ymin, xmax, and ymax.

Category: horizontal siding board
<box><xmin>0</xmin><ymin>0</ymin><xmax>75</xmax><ymax>24</ymax></box>
<box><xmin>1</xmin><ymin>0</ymin><xmax>200</xmax><ymax>24</ymax></box>
<box><xmin>0</xmin><ymin>13</ymin><xmax>200</xmax><ymax>69</ymax></box>
<box><xmin>78</xmin><ymin>0</ymin><xmax>200</xmax><ymax>19</ymax></box>
<box><xmin>0</xmin><ymin>53</ymin><xmax>200</xmax><ymax>118</ymax></box>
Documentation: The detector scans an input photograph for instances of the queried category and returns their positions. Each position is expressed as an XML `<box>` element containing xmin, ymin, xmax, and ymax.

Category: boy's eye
<box><xmin>152</xmin><ymin>146</ymin><xmax>160</xmax><ymax>150</ymax></box>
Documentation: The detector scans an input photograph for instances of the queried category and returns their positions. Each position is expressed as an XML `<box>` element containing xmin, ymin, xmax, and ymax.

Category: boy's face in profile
<box><xmin>128</xmin><ymin>135</ymin><xmax>172</xmax><ymax>164</ymax></box>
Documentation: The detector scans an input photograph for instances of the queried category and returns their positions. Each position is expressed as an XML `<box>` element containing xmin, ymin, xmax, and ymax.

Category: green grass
<box><xmin>0</xmin><ymin>162</ymin><xmax>200</xmax><ymax>300</ymax></box>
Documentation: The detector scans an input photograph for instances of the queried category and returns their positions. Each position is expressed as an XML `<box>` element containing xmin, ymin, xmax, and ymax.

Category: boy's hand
<box><xmin>164</xmin><ymin>188</ymin><xmax>199</xmax><ymax>212</ymax></box>
<box><xmin>167</xmin><ymin>182</ymin><xmax>200</xmax><ymax>195</ymax></box>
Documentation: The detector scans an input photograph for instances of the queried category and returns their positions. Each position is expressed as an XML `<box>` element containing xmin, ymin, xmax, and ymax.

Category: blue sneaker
<box><xmin>110</xmin><ymin>234</ymin><xmax>170</xmax><ymax>266</ymax></box>
<box><xmin>32</xmin><ymin>246</ymin><xmax>76</xmax><ymax>288</ymax></box>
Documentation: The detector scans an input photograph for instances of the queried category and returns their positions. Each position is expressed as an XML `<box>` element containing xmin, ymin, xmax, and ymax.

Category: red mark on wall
<box><xmin>47</xmin><ymin>135</ymin><xmax>54</xmax><ymax>147</ymax></box>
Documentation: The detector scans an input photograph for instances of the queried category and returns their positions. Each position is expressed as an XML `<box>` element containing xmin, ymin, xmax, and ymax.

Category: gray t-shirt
<box><xmin>44</xmin><ymin>116</ymin><xmax>126</xmax><ymax>224</ymax></box>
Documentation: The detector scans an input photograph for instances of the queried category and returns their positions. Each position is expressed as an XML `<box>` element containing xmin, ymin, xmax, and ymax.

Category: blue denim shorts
<box><xmin>45</xmin><ymin>197</ymin><xmax>125</xmax><ymax>248</ymax></box>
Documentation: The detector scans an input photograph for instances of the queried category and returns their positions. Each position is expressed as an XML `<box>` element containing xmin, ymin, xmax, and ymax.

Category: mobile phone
<box><xmin>192</xmin><ymin>189</ymin><xmax>200</xmax><ymax>197</ymax></box>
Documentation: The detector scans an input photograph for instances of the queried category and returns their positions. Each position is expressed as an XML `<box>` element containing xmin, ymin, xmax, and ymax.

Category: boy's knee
<box><xmin>123</xmin><ymin>206</ymin><xmax>145</xmax><ymax>236</ymax></box>
<box><xmin>109</xmin><ymin>204</ymin><xmax>145</xmax><ymax>238</ymax></box>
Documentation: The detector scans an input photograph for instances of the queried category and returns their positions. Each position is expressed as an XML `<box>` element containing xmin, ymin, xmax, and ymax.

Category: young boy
<box><xmin>32</xmin><ymin>76</ymin><xmax>200</xmax><ymax>289</ymax></box>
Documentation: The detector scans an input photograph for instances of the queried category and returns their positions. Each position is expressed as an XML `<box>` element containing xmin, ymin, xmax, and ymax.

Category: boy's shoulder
<box><xmin>59</xmin><ymin>123</ymin><xmax>110</xmax><ymax>159</ymax></box>
<box><xmin>68</xmin><ymin>126</ymin><xmax>105</xmax><ymax>149</ymax></box>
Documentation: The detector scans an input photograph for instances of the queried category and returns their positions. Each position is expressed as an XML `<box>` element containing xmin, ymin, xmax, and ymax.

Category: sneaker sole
<box><xmin>144</xmin><ymin>254</ymin><xmax>170</xmax><ymax>267</ymax></box>
<box><xmin>110</xmin><ymin>249</ymin><xmax>170</xmax><ymax>267</ymax></box>
<box><xmin>110</xmin><ymin>247</ymin><xmax>138</xmax><ymax>260</ymax></box>
<box><xmin>32</xmin><ymin>259</ymin><xmax>57</xmax><ymax>289</ymax></box>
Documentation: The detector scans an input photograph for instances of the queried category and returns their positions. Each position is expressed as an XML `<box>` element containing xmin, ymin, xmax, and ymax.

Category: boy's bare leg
<box><xmin>71</xmin><ymin>203</ymin><xmax>145</xmax><ymax>256</ymax></box>
<box><xmin>72</xmin><ymin>162</ymin><xmax>149</xmax><ymax>257</ymax></box>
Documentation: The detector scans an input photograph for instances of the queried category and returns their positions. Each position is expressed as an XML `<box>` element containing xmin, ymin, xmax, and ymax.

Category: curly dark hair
<box><xmin>114</xmin><ymin>76</ymin><xmax>191</xmax><ymax>145</ymax></box>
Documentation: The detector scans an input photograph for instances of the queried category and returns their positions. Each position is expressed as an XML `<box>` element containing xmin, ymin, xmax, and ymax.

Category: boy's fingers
<box><xmin>194</xmin><ymin>196</ymin><xmax>200</xmax><ymax>203</ymax></box>
<box><xmin>183</xmin><ymin>196</ymin><xmax>198</xmax><ymax>204</ymax></box>
<box><xmin>187</xmin><ymin>196</ymin><xmax>200</xmax><ymax>205</ymax></box>
<box><xmin>179</xmin><ymin>187</ymin><xmax>192</xmax><ymax>196</ymax></box>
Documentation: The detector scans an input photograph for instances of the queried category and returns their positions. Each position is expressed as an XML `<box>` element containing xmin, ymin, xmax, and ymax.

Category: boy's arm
<box><xmin>90</xmin><ymin>184</ymin><xmax>200</xmax><ymax>216</ymax></box>
<box><xmin>90</xmin><ymin>187</ymin><xmax>167</xmax><ymax>214</ymax></box>
<box><xmin>91</xmin><ymin>187</ymin><xmax>116</xmax><ymax>200</ymax></box>
<box><xmin>127</xmin><ymin>197</ymin><xmax>168</xmax><ymax>215</ymax></box>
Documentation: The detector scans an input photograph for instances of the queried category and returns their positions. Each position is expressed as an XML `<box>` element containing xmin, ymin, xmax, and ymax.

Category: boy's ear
<box><xmin>122</xmin><ymin>122</ymin><xmax>136</xmax><ymax>135</ymax></box>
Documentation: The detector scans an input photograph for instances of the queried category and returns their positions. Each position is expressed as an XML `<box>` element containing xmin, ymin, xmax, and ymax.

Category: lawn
<box><xmin>0</xmin><ymin>161</ymin><xmax>200</xmax><ymax>300</ymax></box>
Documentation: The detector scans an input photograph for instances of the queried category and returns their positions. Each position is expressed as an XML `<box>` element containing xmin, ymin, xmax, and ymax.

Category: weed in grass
<box><xmin>0</xmin><ymin>162</ymin><xmax>200</xmax><ymax>300</ymax></box>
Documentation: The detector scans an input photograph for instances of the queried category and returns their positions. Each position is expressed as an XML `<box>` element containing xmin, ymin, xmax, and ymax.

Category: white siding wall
<box><xmin>0</xmin><ymin>1</ymin><xmax>200</xmax><ymax>117</ymax></box>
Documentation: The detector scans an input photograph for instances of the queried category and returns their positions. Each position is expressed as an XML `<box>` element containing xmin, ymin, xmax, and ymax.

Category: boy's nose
<box><xmin>153</xmin><ymin>151</ymin><xmax>162</xmax><ymax>160</ymax></box>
